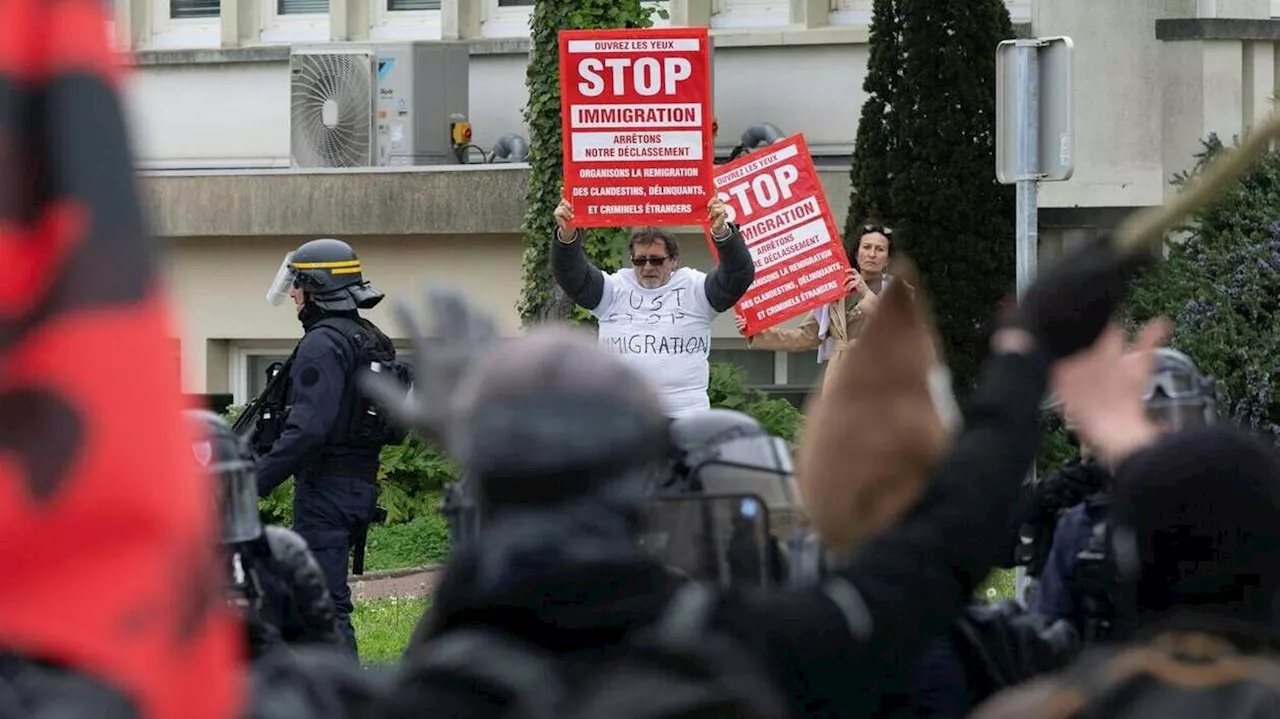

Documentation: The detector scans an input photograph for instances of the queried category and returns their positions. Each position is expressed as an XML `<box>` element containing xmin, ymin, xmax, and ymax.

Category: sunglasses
<box><xmin>861</xmin><ymin>224</ymin><xmax>894</xmax><ymax>236</ymax></box>
<box><xmin>632</xmin><ymin>256</ymin><xmax>669</xmax><ymax>267</ymax></box>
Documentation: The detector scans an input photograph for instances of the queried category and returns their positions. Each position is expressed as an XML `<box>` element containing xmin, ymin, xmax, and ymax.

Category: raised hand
<box><xmin>554</xmin><ymin>196</ymin><xmax>575</xmax><ymax>235</ymax></box>
<box><xmin>358</xmin><ymin>286</ymin><xmax>499</xmax><ymax>443</ymax></box>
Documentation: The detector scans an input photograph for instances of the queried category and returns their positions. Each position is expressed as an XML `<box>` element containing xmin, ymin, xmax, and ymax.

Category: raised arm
<box><xmin>742</xmin><ymin>312</ymin><xmax>823</xmax><ymax>352</ymax></box>
<box><xmin>549</xmin><ymin>198</ymin><xmax>606</xmax><ymax>311</ymax></box>
<box><xmin>703</xmin><ymin>198</ymin><xmax>755</xmax><ymax>313</ymax></box>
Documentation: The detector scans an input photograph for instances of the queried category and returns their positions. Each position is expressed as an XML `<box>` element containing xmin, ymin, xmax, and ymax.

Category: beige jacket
<box><xmin>746</xmin><ymin>278</ymin><xmax>883</xmax><ymax>389</ymax></box>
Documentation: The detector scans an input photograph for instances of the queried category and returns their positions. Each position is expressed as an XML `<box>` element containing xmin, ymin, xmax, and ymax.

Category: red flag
<box><xmin>0</xmin><ymin>0</ymin><xmax>244</xmax><ymax>717</ymax></box>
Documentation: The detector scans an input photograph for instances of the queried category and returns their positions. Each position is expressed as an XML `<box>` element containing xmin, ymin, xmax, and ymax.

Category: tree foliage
<box><xmin>1125</xmin><ymin>135</ymin><xmax>1280</xmax><ymax>444</ymax></box>
<box><xmin>516</xmin><ymin>1</ymin><xmax>666</xmax><ymax>326</ymax></box>
<box><xmin>847</xmin><ymin>0</ymin><xmax>1016</xmax><ymax>393</ymax></box>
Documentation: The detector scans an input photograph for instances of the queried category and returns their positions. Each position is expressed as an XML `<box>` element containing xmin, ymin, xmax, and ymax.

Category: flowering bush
<box><xmin>1125</xmin><ymin>135</ymin><xmax>1280</xmax><ymax>444</ymax></box>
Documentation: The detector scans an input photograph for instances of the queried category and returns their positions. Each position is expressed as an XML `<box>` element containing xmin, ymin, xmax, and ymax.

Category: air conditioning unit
<box><xmin>289</xmin><ymin>42</ymin><xmax>470</xmax><ymax>169</ymax></box>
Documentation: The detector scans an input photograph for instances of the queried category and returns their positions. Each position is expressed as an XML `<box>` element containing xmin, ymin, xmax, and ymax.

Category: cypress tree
<box><xmin>846</xmin><ymin>0</ymin><xmax>902</xmax><ymax>235</ymax></box>
<box><xmin>848</xmin><ymin>0</ymin><xmax>1016</xmax><ymax>392</ymax></box>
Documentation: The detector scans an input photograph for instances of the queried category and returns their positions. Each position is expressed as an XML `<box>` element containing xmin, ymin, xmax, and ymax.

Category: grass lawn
<box><xmin>353</xmin><ymin>596</ymin><xmax>430</xmax><ymax>664</ymax></box>
<box><xmin>977</xmin><ymin>567</ymin><xmax>1017</xmax><ymax>601</ymax></box>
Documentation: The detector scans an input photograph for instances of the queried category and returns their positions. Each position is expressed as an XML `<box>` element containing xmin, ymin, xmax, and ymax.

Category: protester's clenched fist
<box><xmin>554</xmin><ymin>196</ymin><xmax>575</xmax><ymax>235</ymax></box>
<box><xmin>707</xmin><ymin>196</ymin><xmax>728</xmax><ymax>234</ymax></box>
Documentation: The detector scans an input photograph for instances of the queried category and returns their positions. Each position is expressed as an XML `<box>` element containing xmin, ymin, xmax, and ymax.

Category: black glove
<box><xmin>1002</xmin><ymin>235</ymin><xmax>1157</xmax><ymax>358</ymax></box>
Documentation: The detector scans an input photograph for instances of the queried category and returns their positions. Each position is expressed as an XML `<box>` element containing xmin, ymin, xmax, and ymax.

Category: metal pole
<box><xmin>1015</xmin><ymin>42</ymin><xmax>1040</xmax><ymax>299</ymax></box>
<box><xmin>1013</xmin><ymin>41</ymin><xmax>1040</xmax><ymax>608</ymax></box>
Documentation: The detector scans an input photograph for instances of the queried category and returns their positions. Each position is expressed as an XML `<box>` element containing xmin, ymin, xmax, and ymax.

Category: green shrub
<box><xmin>707</xmin><ymin>362</ymin><xmax>804</xmax><ymax>442</ymax></box>
<box><xmin>1124</xmin><ymin>135</ymin><xmax>1280</xmax><ymax>443</ymax></box>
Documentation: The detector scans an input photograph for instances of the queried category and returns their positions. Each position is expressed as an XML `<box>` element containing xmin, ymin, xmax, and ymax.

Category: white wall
<box><xmin>122</xmin><ymin>42</ymin><xmax>870</xmax><ymax>169</ymax></box>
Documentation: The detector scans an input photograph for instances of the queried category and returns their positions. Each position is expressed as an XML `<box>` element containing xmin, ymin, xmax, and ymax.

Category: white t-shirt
<box><xmin>592</xmin><ymin>267</ymin><xmax>718</xmax><ymax>418</ymax></box>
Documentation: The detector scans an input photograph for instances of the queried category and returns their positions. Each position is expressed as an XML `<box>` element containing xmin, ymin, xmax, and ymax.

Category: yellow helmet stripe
<box><xmin>292</xmin><ymin>259</ymin><xmax>361</xmax><ymax>270</ymax></box>
<box><xmin>330</xmin><ymin>266</ymin><xmax>363</xmax><ymax>275</ymax></box>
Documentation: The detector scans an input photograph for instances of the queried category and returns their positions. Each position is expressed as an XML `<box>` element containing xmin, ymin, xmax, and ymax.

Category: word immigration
<box><xmin>559</xmin><ymin>27</ymin><xmax>715</xmax><ymax>227</ymax></box>
<box><xmin>706</xmin><ymin>134</ymin><xmax>852</xmax><ymax>335</ymax></box>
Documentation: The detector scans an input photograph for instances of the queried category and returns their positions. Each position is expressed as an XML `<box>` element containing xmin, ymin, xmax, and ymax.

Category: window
<box><xmin>170</xmin><ymin>0</ymin><xmax>218</xmax><ymax>18</ymax></box>
<box><xmin>387</xmin><ymin>0</ymin><xmax>439</xmax><ymax>10</ymax></box>
<box><xmin>481</xmin><ymin>0</ymin><xmax>533</xmax><ymax>37</ymax></box>
<box><xmin>231</xmin><ymin>343</ymin><xmax>418</xmax><ymax>405</ymax></box>
<box><xmin>711</xmin><ymin>0</ymin><xmax>788</xmax><ymax>29</ymax></box>
<box><xmin>709</xmin><ymin>348</ymin><xmax>776</xmax><ymax>387</ymax></box>
<box><xmin>784</xmin><ymin>351</ymin><xmax>825</xmax><ymax>388</ymax></box>
<box><xmin>245</xmin><ymin>353</ymin><xmax>293</xmax><ymax>401</ymax></box>
<box><xmin>830</xmin><ymin>0</ymin><xmax>870</xmax><ymax>26</ymax></box>
<box><xmin>1273</xmin><ymin>0</ymin><xmax>1280</xmax><ymax>16</ymax></box>
<box><xmin>151</xmin><ymin>0</ymin><xmax>220</xmax><ymax>48</ymax></box>
<box><xmin>261</xmin><ymin>0</ymin><xmax>330</xmax><ymax>44</ymax></box>
<box><xmin>370</xmin><ymin>0</ymin><xmax>441</xmax><ymax>40</ymax></box>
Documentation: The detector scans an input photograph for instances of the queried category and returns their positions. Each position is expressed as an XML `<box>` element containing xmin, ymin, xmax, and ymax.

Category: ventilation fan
<box><xmin>290</xmin><ymin>49</ymin><xmax>377</xmax><ymax>168</ymax></box>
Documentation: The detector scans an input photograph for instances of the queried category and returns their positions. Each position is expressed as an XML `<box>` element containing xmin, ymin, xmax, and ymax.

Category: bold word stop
<box><xmin>717</xmin><ymin>163</ymin><xmax>800</xmax><ymax>224</ymax></box>
<box><xmin>577</xmin><ymin>57</ymin><xmax>693</xmax><ymax>97</ymax></box>
<box><xmin>706</xmin><ymin>134</ymin><xmax>851</xmax><ymax>335</ymax></box>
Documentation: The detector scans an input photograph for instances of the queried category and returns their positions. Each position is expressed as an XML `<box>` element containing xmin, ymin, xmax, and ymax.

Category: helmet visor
<box><xmin>266</xmin><ymin>251</ymin><xmax>297</xmax><ymax>307</ymax></box>
<box><xmin>639</xmin><ymin>494</ymin><xmax>777</xmax><ymax>589</ymax></box>
<box><xmin>1146</xmin><ymin>400</ymin><xmax>1212</xmax><ymax>432</ymax></box>
<box><xmin>692</xmin><ymin>436</ymin><xmax>798</xmax><ymax>512</ymax></box>
<box><xmin>218</xmin><ymin>457</ymin><xmax>262</xmax><ymax>544</ymax></box>
<box><xmin>1145</xmin><ymin>369</ymin><xmax>1202</xmax><ymax>402</ymax></box>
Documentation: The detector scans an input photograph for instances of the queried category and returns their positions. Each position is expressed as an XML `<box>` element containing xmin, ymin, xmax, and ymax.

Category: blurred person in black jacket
<box><xmin>363</xmin><ymin>234</ymin><xmax>1152</xmax><ymax>719</ymax></box>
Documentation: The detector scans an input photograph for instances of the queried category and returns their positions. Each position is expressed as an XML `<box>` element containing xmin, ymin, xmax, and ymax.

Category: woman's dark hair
<box><xmin>847</xmin><ymin>219</ymin><xmax>894</xmax><ymax>271</ymax></box>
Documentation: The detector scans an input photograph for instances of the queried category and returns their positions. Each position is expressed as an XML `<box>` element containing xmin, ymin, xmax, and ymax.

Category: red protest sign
<box><xmin>706</xmin><ymin>134</ymin><xmax>852</xmax><ymax>335</ymax></box>
<box><xmin>559</xmin><ymin>27</ymin><xmax>714</xmax><ymax>228</ymax></box>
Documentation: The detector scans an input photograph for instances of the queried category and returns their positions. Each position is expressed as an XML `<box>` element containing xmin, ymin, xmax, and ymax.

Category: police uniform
<box><xmin>253</xmin><ymin>238</ymin><xmax>406</xmax><ymax>659</ymax></box>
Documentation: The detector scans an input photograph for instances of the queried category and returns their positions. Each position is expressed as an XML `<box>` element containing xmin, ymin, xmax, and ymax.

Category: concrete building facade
<box><xmin>114</xmin><ymin>0</ymin><xmax>1280</xmax><ymax>405</ymax></box>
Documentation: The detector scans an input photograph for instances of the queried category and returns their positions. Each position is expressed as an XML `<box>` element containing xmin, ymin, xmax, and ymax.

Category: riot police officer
<box><xmin>253</xmin><ymin>238</ymin><xmax>409</xmax><ymax>659</ymax></box>
<box><xmin>187</xmin><ymin>409</ymin><xmax>344</xmax><ymax>659</ymax></box>
<box><xmin>1034</xmin><ymin>347</ymin><xmax>1218</xmax><ymax>637</ymax></box>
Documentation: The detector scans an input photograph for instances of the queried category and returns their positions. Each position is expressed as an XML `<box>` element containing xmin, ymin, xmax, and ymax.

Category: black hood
<box><xmin>411</xmin><ymin>546</ymin><xmax>680</xmax><ymax>657</ymax></box>
<box><xmin>1110</xmin><ymin>425</ymin><xmax>1280</xmax><ymax>624</ymax></box>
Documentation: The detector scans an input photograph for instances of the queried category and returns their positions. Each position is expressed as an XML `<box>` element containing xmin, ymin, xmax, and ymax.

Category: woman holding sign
<box><xmin>736</xmin><ymin>222</ymin><xmax>894</xmax><ymax>381</ymax></box>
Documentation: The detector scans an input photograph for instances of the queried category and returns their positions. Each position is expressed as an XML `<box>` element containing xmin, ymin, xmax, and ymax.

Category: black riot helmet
<box><xmin>1044</xmin><ymin>346</ymin><xmax>1217</xmax><ymax>434</ymax></box>
<box><xmin>646</xmin><ymin>409</ymin><xmax>802</xmax><ymax>588</ymax></box>
<box><xmin>186</xmin><ymin>409</ymin><xmax>263</xmax><ymax>545</ymax></box>
<box><xmin>266</xmin><ymin>238</ymin><xmax>385</xmax><ymax>312</ymax></box>
<box><xmin>1144</xmin><ymin>347</ymin><xmax>1217</xmax><ymax>431</ymax></box>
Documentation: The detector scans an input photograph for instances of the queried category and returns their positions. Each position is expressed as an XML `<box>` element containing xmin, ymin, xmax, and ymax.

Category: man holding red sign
<box><xmin>551</xmin><ymin>197</ymin><xmax>754</xmax><ymax>418</ymax></box>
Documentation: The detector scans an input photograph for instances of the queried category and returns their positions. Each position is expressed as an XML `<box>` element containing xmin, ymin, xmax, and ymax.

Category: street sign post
<box><xmin>995</xmin><ymin>35</ymin><xmax>1073</xmax><ymax>608</ymax></box>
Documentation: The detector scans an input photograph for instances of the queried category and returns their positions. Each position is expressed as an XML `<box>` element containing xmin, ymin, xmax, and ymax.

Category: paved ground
<box><xmin>349</xmin><ymin>565</ymin><xmax>444</xmax><ymax>601</ymax></box>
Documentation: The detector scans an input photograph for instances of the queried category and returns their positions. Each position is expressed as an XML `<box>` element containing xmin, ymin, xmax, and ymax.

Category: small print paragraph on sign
<box><xmin>559</xmin><ymin>27</ymin><xmax>714</xmax><ymax>228</ymax></box>
<box><xmin>706</xmin><ymin>134</ymin><xmax>852</xmax><ymax>335</ymax></box>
